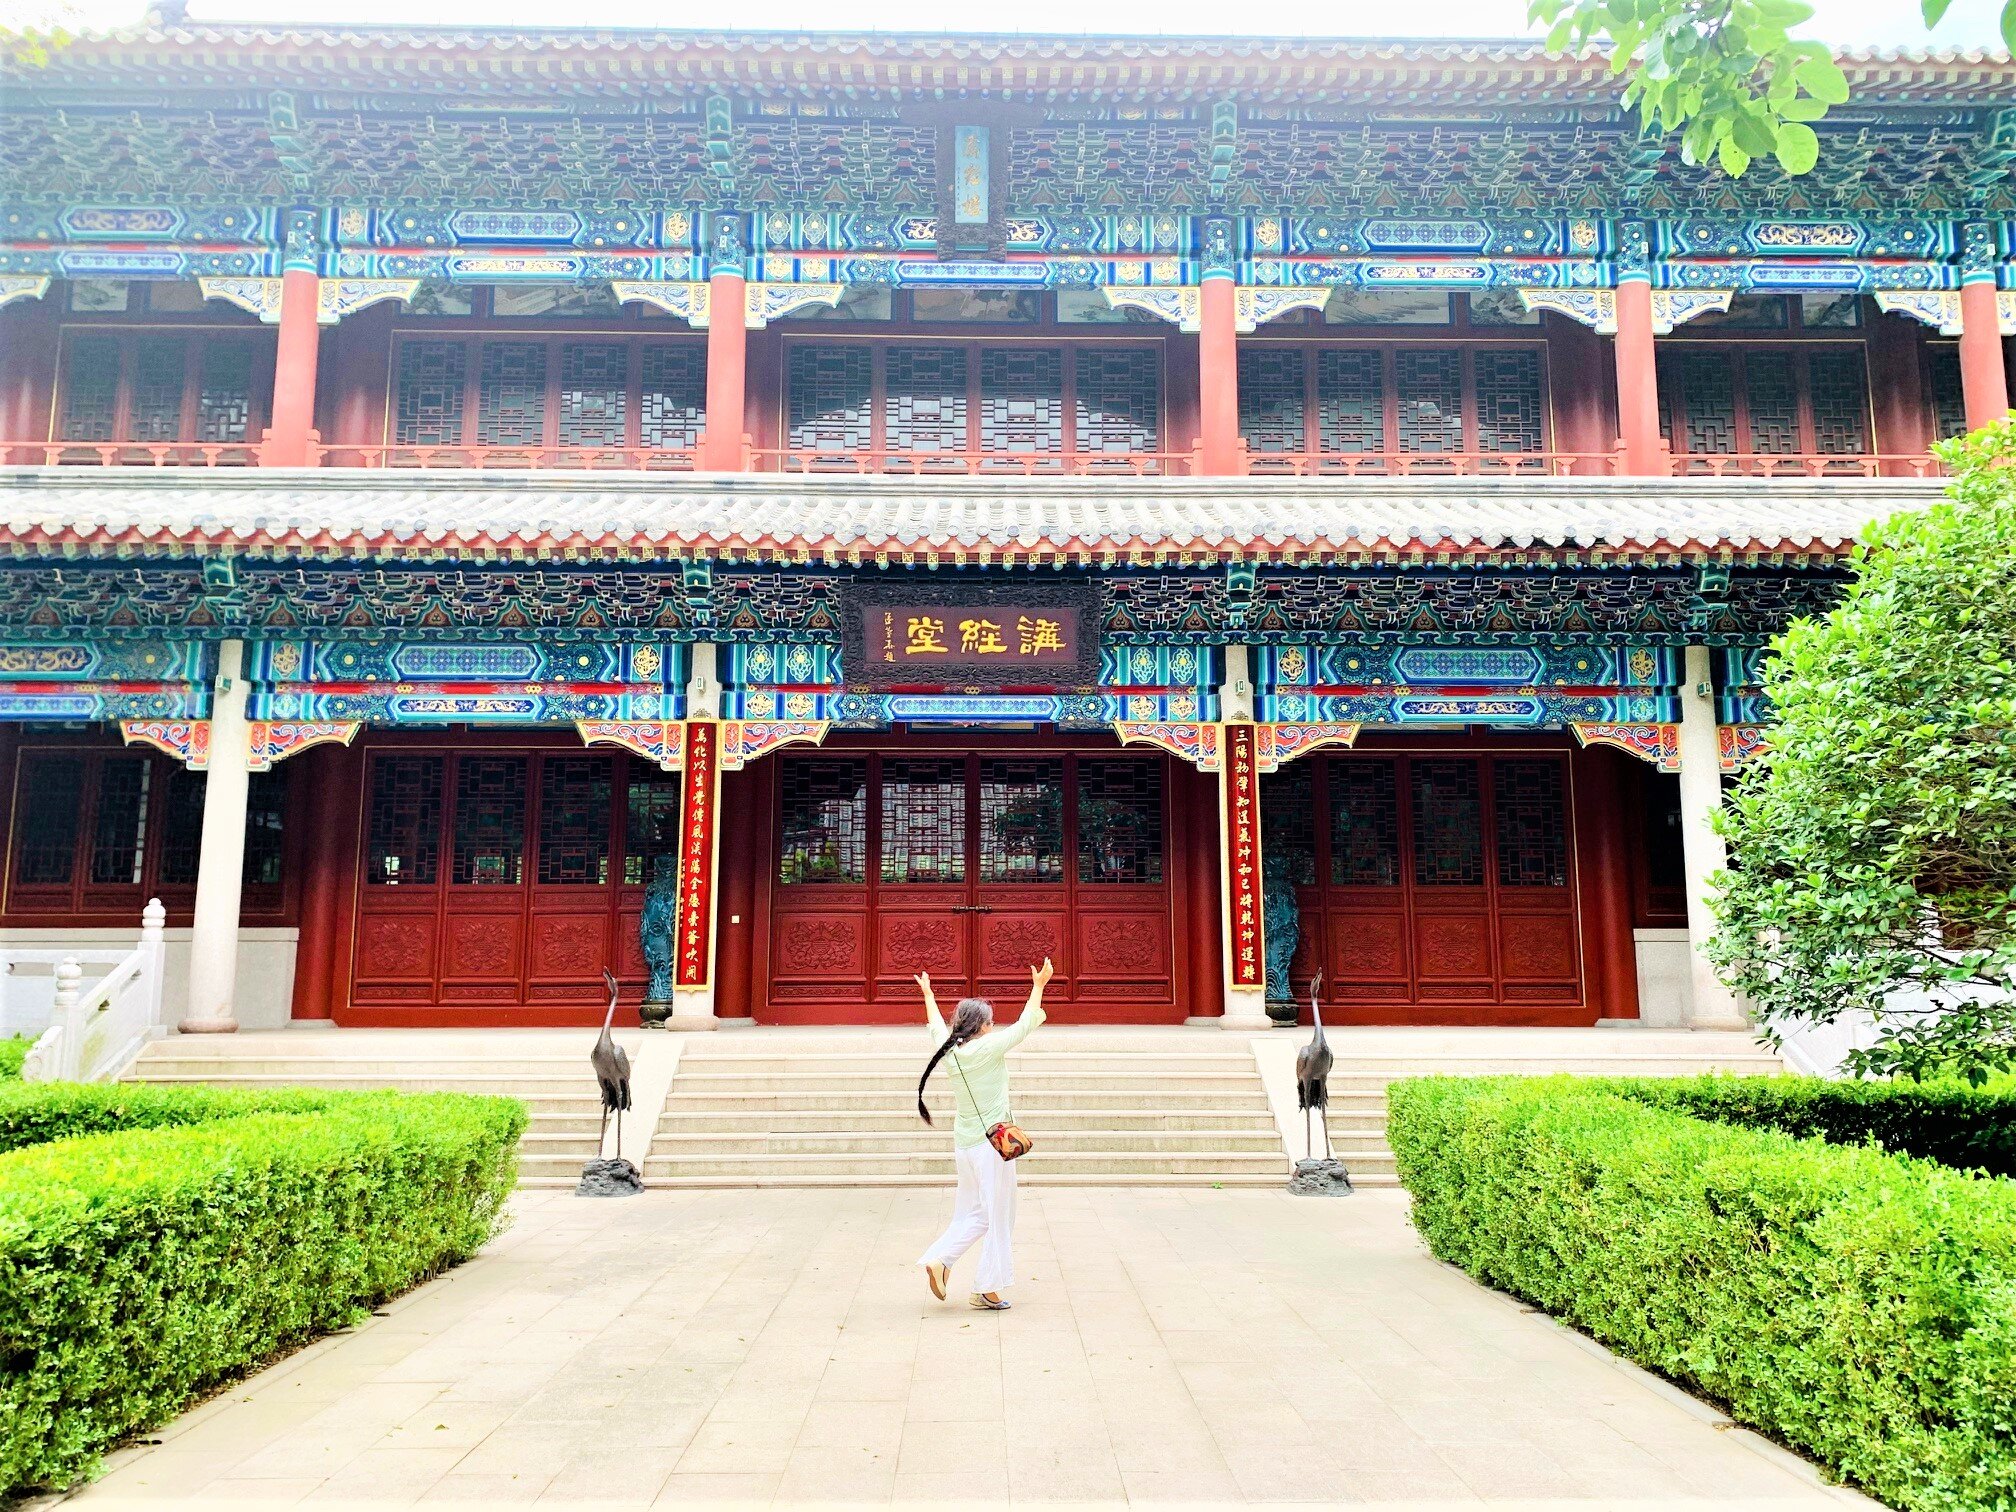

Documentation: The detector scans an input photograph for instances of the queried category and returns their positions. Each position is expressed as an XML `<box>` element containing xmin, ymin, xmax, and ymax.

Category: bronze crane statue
<box><xmin>593</xmin><ymin>970</ymin><xmax>634</xmax><ymax>1161</ymax></box>
<box><xmin>1295</xmin><ymin>971</ymin><xmax>1333</xmax><ymax>1161</ymax></box>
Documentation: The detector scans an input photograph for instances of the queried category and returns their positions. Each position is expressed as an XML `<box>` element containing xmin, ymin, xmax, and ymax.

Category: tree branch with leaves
<box><xmin>1530</xmin><ymin>0</ymin><xmax>2016</xmax><ymax>176</ymax></box>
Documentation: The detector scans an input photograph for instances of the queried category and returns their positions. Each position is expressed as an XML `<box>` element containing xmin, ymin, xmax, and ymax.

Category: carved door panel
<box><xmin>352</xmin><ymin>747</ymin><xmax>645</xmax><ymax>1015</ymax></box>
<box><xmin>764</xmin><ymin>748</ymin><xmax>1181</xmax><ymax>1022</ymax></box>
<box><xmin>1320</xmin><ymin>757</ymin><xmax>1412</xmax><ymax>1004</ymax></box>
<box><xmin>1405</xmin><ymin>758</ymin><xmax>1494</xmax><ymax>1003</ymax></box>
<box><xmin>872</xmin><ymin>756</ymin><xmax>974</xmax><ymax>1002</ymax></box>
<box><xmin>972</xmin><ymin>757</ymin><xmax>1068</xmax><ymax>1000</ymax></box>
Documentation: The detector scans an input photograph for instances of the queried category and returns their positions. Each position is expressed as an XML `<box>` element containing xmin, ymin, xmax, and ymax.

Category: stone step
<box><xmin>654</xmin><ymin>1107</ymin><xmax>1319</xmax><ymax>1133</ymax></box>
<box><xmin>663</xmin><ymin>1090</ymin><xmax>1274</xmax><ymax>1113</ymax></box>
<box><xmin>679</xmin><ymin>1052</ymin><xmax>1263</xmax><ymax>1073</ymax></box>
<box><xmin>648</xmin><ymin>1129</ymin><xmax>1296</xmax><ymax>1156</ymax></box>
<box><xmin>134</xmin><ymin>1056</ymin><xmax>588</xmax><ymax>1077</ymax></box>
<box><xmin>519</xmin><ymin>1172</ymin><xmax>1299</xmax><ymax>1191</ymax></box>
<box><xmin>131</xmin><ymin>1071</ymin><xmax>602</xmax><ymax>1097</ymax></box>
<box><xmin>672</xmin><ymin>1069</ymin><xmax>1270</xmax><ymax>1091</ymax></box>
<box><xmin>641</xmin><ymin>1150</ymin><xmax>1292</xmax><ymax>1179</ymax></box>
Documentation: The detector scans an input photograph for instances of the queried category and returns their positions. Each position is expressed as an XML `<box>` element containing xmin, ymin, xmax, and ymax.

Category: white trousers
<box><xmin>917</xmin><ymin>1140</ymin><xmax>1018</xmax><ymax>1294</ymax></box>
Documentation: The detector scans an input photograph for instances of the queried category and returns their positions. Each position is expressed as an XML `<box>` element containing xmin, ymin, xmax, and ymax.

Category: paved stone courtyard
<box><xmin>58</xmin><ymin>1189</ymin><xmax>1873</xmax><ymax>1510</ymax></box>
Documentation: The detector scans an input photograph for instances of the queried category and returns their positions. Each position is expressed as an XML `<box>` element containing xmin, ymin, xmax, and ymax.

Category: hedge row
<box><xmin>1389</xmin><ymin>1075</ymin><xmax>2016</xmax><ymax>1512</ymax></box>
<box><xmin>0</xmin><ymin>1088</ymin><xmax>526</xmax><ymax>1496</ymax></box>
<box><xmin>0</xmin><ymin>1080</ymin><xmax>357</xmax><ymax>1153</ymax></box>
<box><xmin>1603</xmin><ymin>1072</ymin><xmax>2016</xmax><ymax>1177</ymax></box>
<box><xmin>0</xmin><ymin>1036</ymin><xmax>25</xmax><ymax>1081</ymax></box>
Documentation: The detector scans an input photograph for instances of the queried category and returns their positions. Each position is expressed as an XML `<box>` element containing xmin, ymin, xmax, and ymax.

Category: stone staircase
<box><xmin>1290</xmin><ymin>1034</ymin><xmax>1786</xmax><ymax>1188</ymax></box>
<box><xmin>645</xmin><ymin>1039</ymin><xmax>1287</xmax><ymax>1187</ymax></box>
<box><xmin>128</xmin><ymin>1033</ymin><xmax>621</xmax><ymax>1189</ymax></box>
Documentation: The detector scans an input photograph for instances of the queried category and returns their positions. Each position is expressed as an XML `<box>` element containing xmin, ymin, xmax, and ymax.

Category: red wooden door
<box><xmin>350</xmin><ymin>747</ymin><xmax>673</xmax><ymax>1018</ymax></box>
<box><xmin>1267</xmin><ymin>749</ymin><xmax>1584</xmax><ymax>1025</ymax></box>
<box><xmin>764</xmin><ymin>745</ymin><xmax>1182</xmax><ymax>1022</ymax></box>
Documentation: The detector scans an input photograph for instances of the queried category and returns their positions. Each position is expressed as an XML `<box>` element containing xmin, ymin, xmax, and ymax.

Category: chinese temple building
<box><xmin>0</xmin><ymin>24</ymin><xmax>2011</xmax><ymax>1036</ymax></box>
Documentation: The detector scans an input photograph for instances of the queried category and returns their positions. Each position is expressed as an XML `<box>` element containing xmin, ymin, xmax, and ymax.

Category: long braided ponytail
<box><xmin>917</xmin><ymin>997</ymin><xmax>993</xmax><ymax>1125</ymax></box>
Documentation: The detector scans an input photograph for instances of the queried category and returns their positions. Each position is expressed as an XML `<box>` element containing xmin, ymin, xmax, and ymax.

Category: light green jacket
<box><xmin>927</xmin><ymin>1000</ymin><xmax>1046</xmax><ymax>1150</ymax></box>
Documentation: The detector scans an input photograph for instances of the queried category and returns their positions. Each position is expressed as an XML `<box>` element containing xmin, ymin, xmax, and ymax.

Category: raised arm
<box><xmin>990</xmin><ymin>958</ymin><xmax>1053</xmax><ymax>1053</ymax></box>
<box><xmin>915</xmin><ymin>972</ymin><xmax>948</xmax><ymax>1047</ymax></box>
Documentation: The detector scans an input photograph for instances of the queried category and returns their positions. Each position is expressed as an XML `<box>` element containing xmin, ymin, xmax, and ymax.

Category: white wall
<box><xmin>0</xmin><ymin>926</ymin><xmax>298</xmax><ymax>1033</ymax></box>
<box><xmin>1634</xmin><ymin>927</ymin><xmax>1693</xmax><ymax>1028</ymax></box>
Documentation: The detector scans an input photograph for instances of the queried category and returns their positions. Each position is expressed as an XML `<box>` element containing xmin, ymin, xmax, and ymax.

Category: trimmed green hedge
<box><xmin>0</xmin><ymin>1080</ymin><xmax>356</xmax><ymax>1153</ymax></box>
<box><xmin>0</xmin><ymin>1088</ymin><xmax>526</xmax><ymax>1496</ymax></box>
<box><xmin>1389</xmin><ymin>1075</ymin><xmax>2016</xmax><ymax>1512</ymax></box>
<box><xmin>0</xmin><ymin>1037</ymin><xmax>25</xmax><ymax>1082</ymax></box>
<box><xmin>1602</xmin><ymin>1073</ymin><xmax>2016</xmax><ymax>1177</ymax></box>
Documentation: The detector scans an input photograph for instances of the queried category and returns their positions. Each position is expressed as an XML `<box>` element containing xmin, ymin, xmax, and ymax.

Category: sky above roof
<box><xmin>44</xmin><ymin>0</ymin><xmax>2016</xmax><ymax>49</ymax></box>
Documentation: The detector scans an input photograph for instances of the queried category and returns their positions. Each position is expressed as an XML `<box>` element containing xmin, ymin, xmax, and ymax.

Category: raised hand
<box><xmin>914</xmin><ymin>971</ymin><xmax>932</xmax><ymax>995</ymax></box>
<box><xmin>1031</xmin><ymin>957</ymin><xmax>1054</xmax><ymax>989</ymax></box>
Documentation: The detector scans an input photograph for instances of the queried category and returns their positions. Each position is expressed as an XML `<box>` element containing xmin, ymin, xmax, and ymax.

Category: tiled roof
<box><xmin>8</xmin><ymin>27</ymin><xmax>2011</xmax><ymax>103</ymax></box>
<box><xmin>0</xmin><ymin>469</ymin><xmax>1937</xmax><ymax>567</ymax></box>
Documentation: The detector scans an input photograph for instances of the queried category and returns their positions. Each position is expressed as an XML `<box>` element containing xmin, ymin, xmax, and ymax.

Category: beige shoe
<box><xmin>924</xmin><ymin>1263</ymin><xmax>949</xmax><ymax>1301</ymax></box>
<box><xmin>969</xmin><ymin>1292</ymin><xmax>1011</xmax><ymax>1310</ymax></box>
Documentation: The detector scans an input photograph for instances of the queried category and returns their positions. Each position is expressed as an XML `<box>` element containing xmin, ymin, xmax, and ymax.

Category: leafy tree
<box><xmin>1708</xmin><ymin>422</ymin><xmax>2016</xmax><ymax>1082</ymax></box>
<box><xmin>1529</xmin><ymin>0</ymin><xmax>2016</xmax><ymax>176</ymax></box>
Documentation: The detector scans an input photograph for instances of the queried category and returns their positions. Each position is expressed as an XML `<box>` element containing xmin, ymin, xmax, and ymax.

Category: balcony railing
<box><xmin>2</xmin><ymin>439</ymin><xmax>1945</xmax><ymax>479</ymax></box>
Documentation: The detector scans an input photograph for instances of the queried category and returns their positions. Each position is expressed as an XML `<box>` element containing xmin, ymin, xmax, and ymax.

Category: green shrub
<box><xmin>1601</xmin><ymin>1073</ymin><xmax>2016</xmax><ymax>1177</ymax></box>
<box><xmin>1390</xmin><ymin>1075</ymin><xmax>2016</xmax><ymax>1512</ymax></box>
<box><xmin>0</xmin><ymin>1080</ymin><xmax>355</xmax><ymax>1153</ymax></box>
<box><xmin>0</xmin><ymin>1090</ymin><xmax>526</xmax><ymax>1496</ymax></box>
<box><xmin>0</xmin><ymin>1037</ymin><xmax>24</xmax><ymax>1082</ymax></box>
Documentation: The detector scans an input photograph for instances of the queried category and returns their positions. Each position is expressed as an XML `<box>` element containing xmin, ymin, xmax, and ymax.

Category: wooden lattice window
<box><xmin>537</xmin><ymin>757</ymin><xmax>613</xmax><ymax>886</ymax></box>
<box><xmin>451</xmin><ymin>756</ymin><xmax>528</xmax><ymax>885</ymax></box>
<box><xmin>366</xmin><ymin>755</ymin><xmax>444</xmax><ymax>886</ymax></box>
<box><xmin>4</xmin><ymin>747</ymin><xmax>287</xmax><ymax>919</ymax></box>
<box><xmin>393</xmin><ymin>337</ymin><xmax>705</xmax><ymax>453</ymax></box>
<box><xmin>394</xmin><ymin>341</ymin><xmax>468</xmax><ymax>447</ymax></box>
<box><xmin>1492</xmin><ymin>759</ymin><xmax>1568</xmax><ymax>888</ymax></box>
<box><xmin>979</xmin><ymin>349</ymin><xmax>1064</xmax><ymax>456</ymax></box>
<box><xmin>624</xmin><ymin>767</ymin><xmax>684</xmax><ymax>885</ymax></box>
<box><xmin>979</xmin><ymin>758</ymin><xmax>1065</xmax><ymax>883</ymax></box>
<box><xmin>1073</xmin><ymin>349</ymin><xmax>1161</xmax><ymax>455</ymax></box>
<box><xmin>1237</xmin><ymin>348</ymin><xmax>1307</xmax><ymax>453</ymax></box>
<box><xmin>787</xmin><ymin>345</ymin><xmax>874</xmax><ymax>453</ymax></box>
<box><xmin>1329</xmin><ymin>758</ymin><xmax>1402</xmax><ymax>887</ymax></box>
<box><xmin>639</xmin><ymin>346</ymin><xmax>707</xmax><ymax>449</ymax></box>
<box><xmin>879</xmin><ymin>757</ymin><xmax>967</xmax><ymax>884</ymax></box>
<box><xmin>1659</xmin><ymin>345</ymin><xmax>1873</xmax><ymax>461</ymax></box>
<box><xmin>1926</xmin><ymin>345</ymin><xmax>1969</xmax><ymax>442</ymax></box>
<box><xmin>1411</xmin><ymin>759</ymin><xmax>1485</xmax><ymax>887</ymax></box>
<box><xmin>778</xmin><ymin>757</ymin><xmax>868</xmax><ymax>884</ymax></box>
<box><xmin>886</xmin><ymin>347</ymin><xmax>969</xmax><ymax>452</ymax></box>
<box><xmin>1076</xmin><ymin>758</ymin><xmax>1164</xmax><ymax>885</ymax></box>
<box><xmin>557</xmin><ymin>343</ymin><xmax>628</xmax><ymax>450</ymax></box>
<box><xmin>57</xmin><ymin>331</ymin><xmax>266</xmax><ymax>446</ymax></box>
<box><xmin>1241</xmin><ymin>344</ymin><xmax>1546</xmax><ymax>459</ymax></box>
<box><xmin>1259</xmin><ymin>763</ymin><xmax>1318</xmax><ymax>886</ymax></box>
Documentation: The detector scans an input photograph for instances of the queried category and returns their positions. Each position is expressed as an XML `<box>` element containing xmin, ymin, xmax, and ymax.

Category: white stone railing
<box><xmin>15</xmin><ymin>900</ymin><xmax>169</xmax><ymax>1083</ymax></box>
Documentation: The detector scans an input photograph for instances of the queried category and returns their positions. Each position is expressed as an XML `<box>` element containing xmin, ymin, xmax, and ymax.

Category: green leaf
<box><xmin>1779</xmin><ymin>96</ymin><xmax>1830</xmax><ymax>122</ymax></box>
<box><xmin>1795</xmin><ymin>53</ymin><xmax>1851</xmax><ymax>105</ymax></box>
<box><xmin>2003</xmin><ymin>0</ymin><xmax>2016</xmax><ymax>54</ymax></box>
<box><xmin>1921</xmin><ymin>0</ymin><xmax>1953</xmax><ymax>24</ymax></box>
<box><xmin>1733</xmin><ymin>111</ymin><xmax>1779</xmax><ymax>156</ymax></box>
<box><xmin>1774</xmin><ymin>121</ymin><xmax>1820</xmax><ymax>175</ymax></box>
<box><xmin>1718</xmin><ymin>134</ymin><xmax>1752</xmax><ymax>176</ymax></box>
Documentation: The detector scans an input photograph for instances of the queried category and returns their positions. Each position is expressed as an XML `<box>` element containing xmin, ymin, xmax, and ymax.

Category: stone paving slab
<box><xmin>48</xmin><ymin>1189</ymin><xmax>1876</xmax><ymax>1510</ymax></box>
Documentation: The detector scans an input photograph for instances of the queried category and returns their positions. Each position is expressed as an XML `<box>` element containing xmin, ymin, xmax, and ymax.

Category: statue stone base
<box><xmin>576</xmin><ymin>1157</ymin><xmax>645</xmax><ymax>1198</ymax></box>
<box><xmin>638</xmin><ymin>997</ymin><xmax>674</xmax><ymax>1028</ymax></box>
<box><xmin>1288</xmin><ymin>1157</ymin><xmax>1354</xmax><ymax>1196</ymax></box>
<box><xmin>1265</xmin><ymin>998</ymin><xmax>1300</xmax><ymax>1026</ymax></box>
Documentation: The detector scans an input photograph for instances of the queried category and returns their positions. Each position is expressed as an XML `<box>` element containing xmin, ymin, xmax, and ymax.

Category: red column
<box><xmin>703</xmin><ymin>274</ymin><xmax>748</xmax><ymax>471</ymax></box>
<box><xmin>715</xmin><ymin>763</ymin><xmax>759</xmax><ymax>1021</ymax></box>
<box><xmin>1184</xmin><ymin>761</ymin><xmax>1225</xmax><ymax>1020</ymax></box>
<box><xmin>1959</xmin><ymin>278</ymin><xmax>2012</xmax><ymax>433</ymax></box>
<box><xmin>1197</xmin><ymin>277</ymin><xmax>1241</xmax><ymax>475</ymax></box>
<box><xmin>1571</xmin><ymin>745</ymin><xmax>1640</xmax><ymax>1021</ymax></box>
<box><xmin>329</xmin><ymin>303</ymin><xmax>394</xmax><ymax>464</ymax></box>
<box><xmin>263</xmin><ymin>268</ymin><xmax>322</xmax><ymax>466</ymax></box>
<box><xmin>287</xmin><ymin>739</ymin><xmax>363</xmax><ymax>1021</ymax></box>
<box><xmin>0</xmin><ymin>294</ymin><xmax>58</xmax><ymax>459</ymax></box>
<box><xmin>1613</xmin><ymin>278</ymin><xmax>1663</xmax><ymax>476</ymax></box>
<box><xmin>1868</xmin><ymin>306</ymin><xmax>1928</xmax><ymax>472</ymax></box>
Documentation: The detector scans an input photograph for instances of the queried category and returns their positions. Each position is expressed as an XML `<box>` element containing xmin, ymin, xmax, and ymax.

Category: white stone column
<box><xmin>182</xmin><ymin>639</ymin><xmax>252</xmax><ymax>1033</ymax></box>
<box><xmin>1217</xmin><ymin>645</ymin><xmax>1273</xmax><ymax>1030</ymax></box>
<box><xmin>1676</xmin><ymin>644</ymin><xmax>1748</xmax><ymax>1029</ymax></box>
<box><xmin>668</xmin><ymin>643</ymin><xmax>722</xmax><ymax>1031</ymax></box>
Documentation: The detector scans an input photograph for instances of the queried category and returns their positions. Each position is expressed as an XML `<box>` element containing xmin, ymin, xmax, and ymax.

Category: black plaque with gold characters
<box><xmin>839</xmin><ymin>580</ymin><xmax>1101</xmax><ymax>689</ymax></box>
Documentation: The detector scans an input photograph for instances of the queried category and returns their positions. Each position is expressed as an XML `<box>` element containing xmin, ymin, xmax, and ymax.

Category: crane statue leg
<box><xmin>1320</xmin><ymin>1104</ymin><xmax>1332</xmax><ymax>1162</ymax></box>
<box><xmin>599</xmin><ymin>1104</ymin><xmax>611</xmax><ymax>1161</ymax></box>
